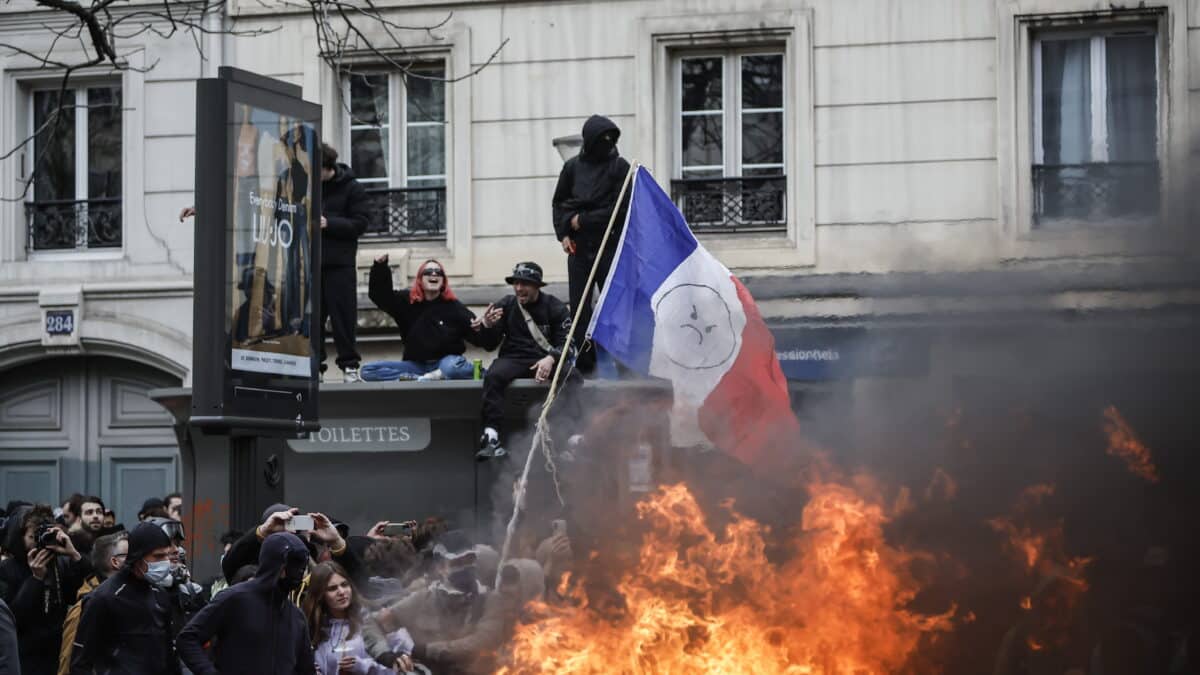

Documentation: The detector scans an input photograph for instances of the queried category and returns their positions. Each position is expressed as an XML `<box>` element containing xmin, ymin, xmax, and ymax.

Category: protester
<box><xmin>551</xmin><ymin>114</ymin><xmax>632</xmax><ymax>374</ymax></box>
<box><xmin>364</xmin><ymin>256</ymin><xmax>480</xmax><ymax>381</ymax></box>
<box><xmin>177</xmin><ymin>532</ymin><xmax>315</xmax><ymax>675</ymax></box>
<box><xmin>0</xmin><ymin>504</ymin><xmax>88</xmax><ymax>675</ymax></box>
<box><xmin>319</xmin><ymin>142</ymin><xmax>370</xmax><ymax>384</ymax></box>
<box><xmin>69</xmin><ymin>523</ymin><xmax>177</xmax><ymax>674</ymax></box>
<box><xmin>164</xmin><ymin>492</ymin><xmax>183</xmax><ymax>521</ymax></box>
<box><xmin>57</xmin><ymin>495</ymin><xmax>83</xmax><ymax>531</ymax></box>
<box><xmin>100</xmin><ymin>511</ymin><xmax>115</xmax><ymax>530</ymax></box>
<box><xmin>138</xmin><ymin>497</ymin><xmax>169</xmax><ymax>522</ymax></box>
<box><xmin>58</xmin><ymin>531</ymin><xmax>127</xmax><ymax>675</ymax></box>
<box><xmin>220</xmin><ymin>505</ymin><xmax>361</xmax><ymax>586</ymax></box>
<box><xmin>472</xmin><ymin>261</ymin><xmax>575</xmax><ymax>459</ymax></box>
<box><xmin>65</xmin><ymin>496</ymin><xmax>104</xmax><ymax>556</ymax></box>
<box><xmin>303</xmin><ymin>561</ymin><xmax>414</xmax><ymax>674</ymax></box>
<box><xmin>372</xmin><ymin>532</ymin><xmax>505</xmax><ymax>673</ymax></box>
<box><xmin>145</xmin><ymin>517</ymin><xmax>207</xmax><ymax>650</ymax></box>
<box><xmin>0</xmin><ymin>598</ymin><xmax>15</xmax><ymax>675</ymax></box>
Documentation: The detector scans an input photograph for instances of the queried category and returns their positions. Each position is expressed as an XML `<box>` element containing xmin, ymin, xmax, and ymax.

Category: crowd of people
<box><xmin>0</xmin><ymin>493</ymin><xmax>575</xmax><ymax>674</ymax></box>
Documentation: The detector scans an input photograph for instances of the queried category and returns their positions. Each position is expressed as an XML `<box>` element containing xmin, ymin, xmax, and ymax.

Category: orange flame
<box><xmin>1102</xmin><ymin>405</ymin><xmax>1159</xmax><ymax>483</ymax></box>
<box><xmin>1019</xmin><ymin>596</ymin><xmax>1032</xmax><ymax>610</ymax></box>
<box><xmin>499</xmin><ymin>481</ymin><xmax>955</xmax><ymax>674</ymax></box>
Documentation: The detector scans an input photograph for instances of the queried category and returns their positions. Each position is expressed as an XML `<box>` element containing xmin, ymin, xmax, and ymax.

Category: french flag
<box><xmin>588</xmin><ymin>166</ymin><xmax>799</xmax><ymax>466</ymax></box>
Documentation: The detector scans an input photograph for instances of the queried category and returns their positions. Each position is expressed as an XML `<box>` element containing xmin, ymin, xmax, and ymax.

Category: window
<box><xmin>672</xmin><ymin>50</ymin><xmax>786</xmax><ymax>233</ymax></box>
<box><xmin>345</xmin><ymin>62</ymin><xmax>447</xmax><ymax>241</ymax></box>
<box><xmin>26</xmin><ymin>85</ymin><xmax>122</xmax><ymax>252</ymax></box>
<box><xmin>1032</xmin><ymin>27</ymin><xmax>1158</xmax><ymax>227</ymax></box>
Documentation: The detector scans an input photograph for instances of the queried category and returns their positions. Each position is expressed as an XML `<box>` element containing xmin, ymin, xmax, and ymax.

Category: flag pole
<box><xmin>494</xmin><ymin>159</ymin><xmax>639</xmax><ymax>587</ymax></box>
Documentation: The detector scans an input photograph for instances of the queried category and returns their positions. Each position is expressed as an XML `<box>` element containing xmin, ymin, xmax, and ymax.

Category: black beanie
<box><xmin>127</xmin><ymin>521</ymin><xmax>172</xmax><ymax>564</ymax></box>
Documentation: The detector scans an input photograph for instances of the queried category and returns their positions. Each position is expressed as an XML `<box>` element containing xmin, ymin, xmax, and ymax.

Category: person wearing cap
<box><xmin>70</xmin><ymin>522</ymin><xmax>178</xmax><ymax>674</ymax></box>
<box><xmin>219</xmin><ymin>504</ymin><xmax>362</xmax><ymax>588</ymax></box>
<box><xmin>138</xmin><ymin>497</ymin><xmax>169</xmax><ymax>522</ymax></box>
<box><xmin>471</xmin><ymin>261</ymin><xmax>575</xmax><ymax>459</ymax></box>
<box><xmin>177</xmin><ymin>532</ymin><xmax>315</xmax><ymax>675</ymax></box>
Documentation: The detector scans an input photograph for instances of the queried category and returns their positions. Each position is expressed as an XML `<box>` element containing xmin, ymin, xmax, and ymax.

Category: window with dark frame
<box><xmin>26</xmin><ymin>84</ymin><xmax>122</xmax><ymax>252</ymax></box>
<box><xmin>672</xmin><ymin>49</ymin><xmax>786</xmax><ymax>233</ymax></box>
<box><xmin>1031</xmin><ymin>24</ymin><xmax>1159</xmax><ymax>227</ymax></box>
<box><xmin>345</xmin><ymin>62</ymin><xmax>447</xmax><ymax>242</ymax></box>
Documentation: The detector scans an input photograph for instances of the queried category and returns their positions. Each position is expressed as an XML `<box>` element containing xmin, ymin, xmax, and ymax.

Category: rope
<box><xmin>493</xmin><ymin>161</ymin><xmax>639</xmax><ymax>588</ymax></box>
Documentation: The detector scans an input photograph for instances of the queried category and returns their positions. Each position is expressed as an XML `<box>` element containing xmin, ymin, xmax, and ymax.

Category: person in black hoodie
<box><xmin>551</xmin><ymin>114</ymin><xmax>632</xmax><ymax>374</ymax></box>
<box><xmin>364</xmin><ymin>255</ymin><xmax>481</xmax><ymax>381</ymax></box>
<box><xmin>70</xmin><ymin>522</ymin><xmax>178</xmax><ymax>674</ymax></box>
<box><xmin>0</xmin><ymin>504</ymin><xmax>88</xmax><ymax>675</ymax></box>
<box><xmin>177</xmin><ymin>532</ymin><xmax>315</xmax><ymax>675</ymax></box>
<box><xmin>319</xmin><ymin>142</ymin><xmax>370</xmax><ymax>383</ymax></box>
<box><xmin>472</xmin><ymin>261</ymin><xmax>575</xmax><ymax>459</ymax></box>
<box><xmin>219</xmin><ymin>504</ymin><xmax>361</xmax><ymax>587</ymax></box>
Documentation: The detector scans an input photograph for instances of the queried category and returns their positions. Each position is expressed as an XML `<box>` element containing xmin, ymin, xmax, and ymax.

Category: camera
<box><xmin>35</xmin><ymin>522</ymin><xmax>59</xmax><ymax>549</ymax></box>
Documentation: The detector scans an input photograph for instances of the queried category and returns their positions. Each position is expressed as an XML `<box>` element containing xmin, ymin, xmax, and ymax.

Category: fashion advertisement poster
<box><xmin>228</xmin><ymin>103</ymin><xmax>317</xmax><ymax>377</ymax></box>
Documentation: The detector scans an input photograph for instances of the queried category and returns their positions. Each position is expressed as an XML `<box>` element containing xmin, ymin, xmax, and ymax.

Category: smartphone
<box><xmin>286</xmin><ymin>514</ymin><xmax>314</xmax><ymax>532</ymax></box>
<box><xmin>551</xmin><ymin>519</ymin><xmax>567</xmax><ymax>537</ymax></box>
<box><xmin>383</xmin><ymin>522</ymin><xmax>414</xmax><ymax>537</ymax></box>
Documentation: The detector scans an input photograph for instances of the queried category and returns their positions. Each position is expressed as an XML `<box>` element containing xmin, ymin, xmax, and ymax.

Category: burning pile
<box><xmin>498</xmin><ymin>478</ymin><xmax>955</xmax><ymax>674</ymax></box>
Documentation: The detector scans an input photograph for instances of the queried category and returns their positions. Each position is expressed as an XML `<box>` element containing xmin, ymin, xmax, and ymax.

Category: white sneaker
<box><xmin>343</xmin><ymin>367</ymin><xmax>361</xmax><ymax>383</ymax></box>
<box><xmin>417</xmin><ymin>369</ymin><xmax>444</xmax><ymax>382</ymax></box>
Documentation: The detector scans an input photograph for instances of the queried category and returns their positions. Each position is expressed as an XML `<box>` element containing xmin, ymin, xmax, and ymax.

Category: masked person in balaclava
<box><xmin>71</xmin><ymin>522</ymin><xmax>179</xmax><ymax>674</ymax></box>
<box><xmin>371</xmin><ymin>531</ymin><xmax>505</xmax><ymax>673</ymax></box>
<box><xmin>177</xmin><ymin>532</ymin><xmax>315</xmax><ymax>675</ymax></box>
<box><xmin>551</xmin><ymin>114</ymin><xmax>632</xmax><ymax>374</ymax></box>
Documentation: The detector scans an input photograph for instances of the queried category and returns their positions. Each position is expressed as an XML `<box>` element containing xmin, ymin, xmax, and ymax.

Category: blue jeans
<box><xmin>360</xmin><ymin>355</ymin><xmax>475</xmax><ymax>381</ymax></box>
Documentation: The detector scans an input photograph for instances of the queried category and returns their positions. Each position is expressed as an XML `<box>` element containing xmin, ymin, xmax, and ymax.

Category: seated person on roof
<box><xmin>364</xmin><ymin>255</ymin><xmax>483</xmax><ymax>381</ymax></box>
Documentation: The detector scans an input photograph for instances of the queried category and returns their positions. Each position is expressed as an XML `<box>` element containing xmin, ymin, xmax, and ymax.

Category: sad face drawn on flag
<box><xmin>653</xmin><ymin>283</ymin><xmax>738</xmax><ymax>370</ymax></box>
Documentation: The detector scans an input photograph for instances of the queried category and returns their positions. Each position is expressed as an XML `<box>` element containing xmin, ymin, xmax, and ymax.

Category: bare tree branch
<box><xmin>2</xmin><ymin>0</ymin><xmax>506</xmax><ymax>209</ymax></box>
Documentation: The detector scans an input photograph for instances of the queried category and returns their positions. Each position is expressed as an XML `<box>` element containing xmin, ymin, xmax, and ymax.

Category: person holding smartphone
<box><xmin>0</xmin><ymin>504</ymin><xmax>88</xmax><ymax>674</ymax></box>
<box><xmin>219</xmin><ymin>505</ymin><xmax>362</xmax><ymax>587</ymax></box>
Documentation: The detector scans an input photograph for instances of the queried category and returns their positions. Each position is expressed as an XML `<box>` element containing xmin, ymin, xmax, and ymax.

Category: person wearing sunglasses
<box><xmin>363</xmin><ymin>256</ymin><xmax>483</xmax><ymax>382</ymax></box>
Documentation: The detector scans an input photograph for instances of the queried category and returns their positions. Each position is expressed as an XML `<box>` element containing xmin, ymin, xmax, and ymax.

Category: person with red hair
<box><xmin>363</xmin><ymin>255</ymin><xmax>482</xmax><ymax>381</ymax></box>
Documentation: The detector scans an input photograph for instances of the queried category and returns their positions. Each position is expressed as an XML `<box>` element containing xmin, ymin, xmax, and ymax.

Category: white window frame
<box><xmin>1030</xmin><ymin>27</ymin><xmax>1159</xmax><ymax>167</ymax></box>
<box><xmin>674</xmin><ymin>49</ymin><xmax>787</xmax><ymax>180</ymax></box>
<box><xmin>25</xmin><ymin>81</ymin><xmax>124</xmax><ymax>256</ymax></box>
<box><xmin>638</xmin><ymin>10</ymin><xmax>815</xmax><ymax>268</ymax></box>
<box><xmin>997</xmin><ymin>1</ymin><xmax>1186</xmax><ymax>251</ymax></box>
<box><xmin>340</xmin><ymin>63</ymin><xmax>448</xmax><ymax>192</ymax></box>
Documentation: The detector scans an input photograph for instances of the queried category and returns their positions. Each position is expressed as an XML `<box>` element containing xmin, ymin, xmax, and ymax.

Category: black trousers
<box><xmin>319</xmin><ymin>265</ymin><xmax>360</xmax><ymax>372</ymax></box>
<box><xmin>481</xmin><ymin>357</ymin><xmax>539</xmax><ymax>434</ymax></box>
<box><xmin>567</xmin><ymin>249</ymin><xmax>613</xmax><ymax>373</ymax></box>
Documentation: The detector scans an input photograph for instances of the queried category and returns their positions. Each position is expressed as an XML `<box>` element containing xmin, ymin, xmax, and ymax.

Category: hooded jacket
<box><xmin>177</xmin><ymin>532</ymin><xmax>315</xmax><ymax>675</ymax></box>
<box><xmin>551</xmin><ymin>115</ymin><xmax>632</xmax><ymax>258</ymax></box>
<box><xmin>69</xmin><ymin>523</ymin><xmax>178</xmax><ymax>675</ymax></box>
<box><xmin>368</xmin><ymin>260</ymin><xmax>480</xmax><ymax>361</ymax></box>
<box><xmin>220</xmin><ymin>505</ymin><xmax>363</xmax><ymax>587</ymax></box>
<box><xmin>321</xmin><ymin>163</ymin><xmax>370</xmax><ymax>268</ymax></box>
<box><xmin>0</xmin><ymin>506</ymin><xmax>89</xmax><ymax>675</ymax></box>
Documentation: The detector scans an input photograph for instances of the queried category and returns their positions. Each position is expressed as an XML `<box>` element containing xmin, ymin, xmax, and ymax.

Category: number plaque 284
<box><xmin>45</xmin><ymin>310</ymin><xmax>75</xmax><ymax>335</ymax></box>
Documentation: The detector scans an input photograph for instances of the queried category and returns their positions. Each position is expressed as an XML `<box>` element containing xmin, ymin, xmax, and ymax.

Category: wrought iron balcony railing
<box><xmin>364</xmin><ymin>186</ymin><xmax>447</xmax><ymax>241</ymax></box>
<box><xmin>1033</xmin><ymin>161</ymin><xmax>1159</xmax><ymax>227</ymax></box>
<box><xmin>26</xmin><ymin>198</ymin><xmax>122</xmax><ymax>252</ymax></box>
<box><xmin>670</xmin><ymin>175</ymin><xmax>787</xmax><ymax>233</ymax></box>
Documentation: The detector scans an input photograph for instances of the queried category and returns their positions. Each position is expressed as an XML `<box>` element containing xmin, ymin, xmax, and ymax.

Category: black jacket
<box><xmin>321</xmin><ymin>163</ymin><xmax>370</xmax><ymax>268</ymax></box>
<box><xmin>177</xmin><ymin>533</ymin><xmax>315</xmax><ymax>675</ymax></box>
<box><xmin>0</xmin><ymin>599</ymin><xmax>18</xmax><ymax>675</ymax></box>
<box><xmin>475</xmin><ymin>292</ymin><xmax>573</xmax><ymax>362</ymax></box>
<box><xmin>0</xmin><ymin>507</ymin><xmax>89</xmax><ymax>675</ymax></box>
<box><xmin>368</xmin><ymin>260</ymin><xmax>481</xmax><ymax>361</ymax></box>
<box><xmin>552</xmin><ymin>115</ymin><xmax>632</xmax><ymax>258</ymax></box>
<box><xmin>69</xmin><ymin>567</ymin><xmax>179</xmax><ymax>675</ymax></box>
<box><xmin>220</xmin><ymin>527</ymin><xmax>363</xmax><ymax>587</ymax></box>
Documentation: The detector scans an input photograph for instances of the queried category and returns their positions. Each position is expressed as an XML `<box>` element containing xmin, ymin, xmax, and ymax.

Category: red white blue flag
<box><xmin>587</xmin><ymin>166</ymin><xmax>798</xmax><ymax>465</ymax></box>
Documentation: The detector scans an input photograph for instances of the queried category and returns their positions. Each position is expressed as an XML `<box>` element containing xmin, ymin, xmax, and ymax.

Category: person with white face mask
<box><xmin>70</xmin><ymin>522</ymin><xmax>179</xmax><ymax>674</ymax></box>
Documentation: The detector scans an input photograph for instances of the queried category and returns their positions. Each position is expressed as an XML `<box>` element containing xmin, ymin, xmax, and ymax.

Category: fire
<box><xmin>498</xmin><ymin>481</ymin><xmax>955</xmax><ymax>674</ymax></box>
<box><xmin>1102</xmin><ymin>405</ymin><xmax>1159</xmax><ymax>483</ymax></box>
<box><xmin>986</xmin><ymin>484</ymin><xmax>1058</xmax><ymax>572</ymax></box>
